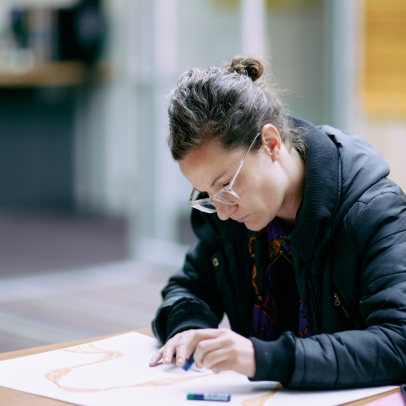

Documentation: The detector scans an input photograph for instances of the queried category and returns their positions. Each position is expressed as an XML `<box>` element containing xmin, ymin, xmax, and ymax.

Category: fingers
<box><xmin>166</xmin><ymin>340</ymin><xmax>186</xmax><ymax>366</ymax></box>
<box><xmin>211</xmin><ymin>358</ymin><xmax>231</xmax><ymax>374</ymax></box>
<box><xmin>170</xmin><ymin>329</ymin><xmax>221</xmax><ymax>367</ymax></box>
<box><xmin>193</xmin><ymin>337</ymin><xmax>219</xmax><ymax>367</ymax></box>
<box><xmin>162</xmin><ymin>336</ymin><xmax>183</xmax><ymax>365</ymax></box>
<box><xmin>194</xmin><ymin>334</ymin><xmax>231</xmax><ymax>370</ymax></box>
<box><xmin>203</xmin><ymin>348</ymin><xmax>231</xmax><ymax>372</ymax></box>
<box><xmin>149</xmin><ymin>329</ymin><xmax>212</xmax><ymax>368</ymax></box>
<box><xmin>193</xmin><ymin>329</ymin><xmax>256</xmax><ymax>377</ymax></box>
<box><xmin>149</xmin><ymin>329</ymin><xmax>231</xmax><ymax>370</ymax></box>
<box><xmin>149</xmin><ymin>347</ymin><xmax>164</xmax><ymax>367</ymax></box>
<box><xmin>149</xmin><ymin>335</ymin><xmax>180</xmax><ymax>367</ymax></box>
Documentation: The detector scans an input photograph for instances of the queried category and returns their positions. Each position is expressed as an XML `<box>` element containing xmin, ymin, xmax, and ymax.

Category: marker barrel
<box><xmin>182</xmin><ymin>353</ymin><xmax>195</xmax><ymax>371</ymax></box>
<box><xmin>187</xmin><ymin>393</ymin><xmax>231</xmax><ymax>402</ymax></box>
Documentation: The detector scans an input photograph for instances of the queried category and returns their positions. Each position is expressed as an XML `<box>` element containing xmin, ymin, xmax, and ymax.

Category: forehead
<box><xmin>179</xmin><ymin>141</ymin><xmax>243</xmax><ymax>191</ymax></box>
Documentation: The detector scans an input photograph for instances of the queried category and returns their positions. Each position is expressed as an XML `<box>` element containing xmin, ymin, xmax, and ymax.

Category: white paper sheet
<box><xmin>0</xmin><ymin>332</ymin><xmax>397</xmax><ymax>406</ymax></box>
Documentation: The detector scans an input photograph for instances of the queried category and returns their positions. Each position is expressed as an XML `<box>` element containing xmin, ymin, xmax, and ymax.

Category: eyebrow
<box><xmin>210</xmin><ymin>172</ymin><xmax>226</xmax><ymax>189</ymax></box>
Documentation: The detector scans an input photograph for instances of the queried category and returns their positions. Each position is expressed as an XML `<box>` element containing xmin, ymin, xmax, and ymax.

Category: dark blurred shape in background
<box><xmin>57</xmin><ymin>0</ymin><xmax>105</xmax><ymax>64</ymax></box>
<box><xmin>6</xmin><ymin>0</ymin><xmax>105</xmax><ymax>66</ymax></box>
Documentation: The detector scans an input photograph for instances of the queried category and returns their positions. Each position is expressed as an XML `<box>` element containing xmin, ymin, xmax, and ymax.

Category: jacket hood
<box><xmin>290</xmin><ymin>117</ymin><xmax>390</xmax><ymax>268</ymax></box>
<box><xmin>320</xmin><ymin>124</ymin><xmax>390</xmax><ymax>228</ymax></box>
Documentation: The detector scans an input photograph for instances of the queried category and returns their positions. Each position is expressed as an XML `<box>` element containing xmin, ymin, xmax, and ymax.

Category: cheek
<box><xmin>238</xmin><ymin>163</ymin><xmax>280</xmax><ymax>209</ymax></box>
<box><xmin>237</xmin><ymin>181</ymin><xmax>257</xmax><ymax>205</ymax></box>
<box><xmin>251</xmin><ymin>174</ymin><xmax>273</xmax><ymax>202</ymax></box>
<box><xmin>263</xmin><ymin>166</ymin><xmax>285</xmax><ymax>196</ymax></box>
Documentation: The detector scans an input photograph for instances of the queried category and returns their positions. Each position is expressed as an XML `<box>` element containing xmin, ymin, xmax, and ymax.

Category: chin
<box><xmin>244</xmin><ymin>216</ymin><xmax>275</xmax><ymax>231</ymax></box>
<box><xmin>244</xmin><ymin>221</ymin><xmax>263</xmax><ymax>232</ymax></box>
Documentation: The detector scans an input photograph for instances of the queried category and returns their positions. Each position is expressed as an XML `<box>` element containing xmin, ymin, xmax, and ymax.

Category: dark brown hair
<box><xmin>167</xmin><ymin>56</ymin><xmax>304</xmax><ymax>161</ymax></box>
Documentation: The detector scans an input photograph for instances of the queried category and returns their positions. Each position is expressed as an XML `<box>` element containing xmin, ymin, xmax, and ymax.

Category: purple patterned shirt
<box><xmin>249</xmin><ymin>220</ymin><xmax>311</xmax><ymax>341</ymax></box>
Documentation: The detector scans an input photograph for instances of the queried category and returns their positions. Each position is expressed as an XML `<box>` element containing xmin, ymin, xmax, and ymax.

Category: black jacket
<box><xmin>152</xmin><ymin>117</ymin><xmax>406</xmax><ymax>389</ymax></box>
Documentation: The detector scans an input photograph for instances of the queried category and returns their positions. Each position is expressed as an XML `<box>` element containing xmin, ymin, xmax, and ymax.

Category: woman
<box><xmin>148</xmin><ymin>56</ymin><xmax>406</xmax><ymax>388</ymax></box>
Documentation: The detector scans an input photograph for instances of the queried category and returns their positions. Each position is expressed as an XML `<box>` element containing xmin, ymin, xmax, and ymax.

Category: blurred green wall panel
<box><xmin>265</xmin><ymin>4</ymin><xmax>326</xmax><ymax>125</ymax></box>
<box><xmin>0</xmin><ymin>88</ymin><xmax>74</xmax><ymax>209</ymax></box>
<box><xmin>177</xmin><ymin>0</ymin><xmax>241</xmax><ymax>70</ymax></box>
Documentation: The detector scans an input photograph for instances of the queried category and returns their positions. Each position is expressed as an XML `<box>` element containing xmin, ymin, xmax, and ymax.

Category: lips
<box><xmin>237</xmin><ymin>214</ymin><xmax>249</xmax><ymax>222</ymax></box>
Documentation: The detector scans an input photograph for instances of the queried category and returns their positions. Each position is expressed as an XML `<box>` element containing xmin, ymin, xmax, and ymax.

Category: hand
<box><xmin>149</xmin><ymin>328</ymin><xmax>256</xmax><ymax>378</ymax></box>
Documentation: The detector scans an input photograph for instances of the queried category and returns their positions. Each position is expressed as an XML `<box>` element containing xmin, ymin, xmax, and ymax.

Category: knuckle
<box><xmin>205</xmin><ymin>352</ymin><xmax>214</xmax><ymax>366</ymax></box>
<box><xmin>223</xmin><ymin>337</ymin><xmax>233</xmax><ymax>347</ymax></box>
<box><xmin>196</xmin><ymin>341</ymin><xmax>205</xmax><ymax>352</ymax></box>
<box><xmin>196</xmin><ymin>328</ymin><xmax>210</xmax><ymax>338</ymax></box>
<box><xmin>180</xmin><ymin>330</ymin><xmax>195</xmax><ymax>343</ymax></box>
<box><xmin>177</xmin><ymin>339</ymin><xmax>186</xmax><ymax>346</ymax></box>
<box><xmin>163</xmin><ymin>346</ymin><xmax>173</xmax><ymax>355</ymax></box>
<box><xmin>187</xmin><ymin>329</ymin><xmax>196</xmax><ymax>337</ymax></box>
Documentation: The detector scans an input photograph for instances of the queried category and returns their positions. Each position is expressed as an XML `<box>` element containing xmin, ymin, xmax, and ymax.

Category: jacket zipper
<box><xmin>265</xmin><ymin>250</ymin><xmax>294</xmax><ymax>281</ymax></box>
<box><xmin>280</xmin><ymin>250</ymin><xmax>295</xmax><ymax>266</ymax></box>
<box><xmin>264</xmin><ymin>251</ymin><xmax>285</xmax><ymax>340</ymax></box>
<box><xmin>267</xmin><ymin>249</ymin><xmax>295</xmax><ymax>270</ymax></box>
<box><xmin>333</xmin><ymin>291</ymin><xmax>361</xmax><ymax>329</ymax></box>
<box><xmin>267</xmin><ymin>251</ymin><xmax>282</xmax><ymax>269</ymax></box>
<box><xmin>264</xmin><ymin>250</ymin><xmax>298</xmax><ymax>339</ymax></box>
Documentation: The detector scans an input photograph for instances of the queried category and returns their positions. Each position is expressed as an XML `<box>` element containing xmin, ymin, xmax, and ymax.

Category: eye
<box><xmin>222</xmin><ymin>181</ymin><xmax>230</xmax><ymax>187</ymax></box>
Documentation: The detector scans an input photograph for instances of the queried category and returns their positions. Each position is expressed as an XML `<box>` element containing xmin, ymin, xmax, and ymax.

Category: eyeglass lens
<box><xmin>213</xmin><ymin>190</ymin><xmax>239</xmax><ymax>205</ymax></box>
<box><xmin>190</xmin><ymin>190</ymin><xmax>239</xmax><ymax>213</ymax></box>
<box><xmin>190</xmin><ymin>201</ymin><xmax>217</xmax><ymax>213</ymax></box>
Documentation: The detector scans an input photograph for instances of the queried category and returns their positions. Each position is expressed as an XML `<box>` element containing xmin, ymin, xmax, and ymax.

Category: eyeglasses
<box><xmin>188</xmin><ymin>132</ymin><xmax>261</xmax><ymax>213</ymax></box>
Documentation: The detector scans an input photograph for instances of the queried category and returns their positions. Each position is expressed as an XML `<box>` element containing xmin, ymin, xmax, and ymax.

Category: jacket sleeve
<box><xmin>151</xmin><ymin>209</ymin><xmax>225</xmax><ymax>343</ymax></box>
<box><xmin>251</xmin><ymin>188</ymin><xmax>406</xmax><ymax>388</ymax></box>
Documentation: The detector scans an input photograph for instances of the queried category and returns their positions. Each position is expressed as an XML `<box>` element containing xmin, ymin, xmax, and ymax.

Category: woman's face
<box><xmin>179</xmin><ymin>126</ymin><xmax>298</xmax><ymax>231</ymax></box>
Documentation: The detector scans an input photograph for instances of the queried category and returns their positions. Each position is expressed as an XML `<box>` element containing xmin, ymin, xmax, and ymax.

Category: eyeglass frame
<box><xmin>188</xmin><ymin>132</ymin><xmax>261</xmax><ymax>213</ymax></box>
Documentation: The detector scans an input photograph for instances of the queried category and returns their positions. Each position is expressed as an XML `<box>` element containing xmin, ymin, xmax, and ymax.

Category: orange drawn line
<box><xmin>44</xmin><ymin>344</ymin><xmax>234</xmax><ymax>393</ymax></box>
<box><xmin>241</xmin><ymin>382</ymin><xmax>282</xmax><ymax>406</ymax></box>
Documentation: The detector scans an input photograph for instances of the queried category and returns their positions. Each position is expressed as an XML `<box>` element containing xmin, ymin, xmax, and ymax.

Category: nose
<box><xmin>214</xmin><ymin>201</ymin><xmax>237</xmax><ymax>221</ymax></box>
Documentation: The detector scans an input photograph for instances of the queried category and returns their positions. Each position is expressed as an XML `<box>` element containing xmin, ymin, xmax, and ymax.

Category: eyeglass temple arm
<box><xmin>229</xmin><ymin>132</ymin><xmax>260</xmax><ymax>188</ymax></box>
<box><xmin>189</xmin><ymin>187</ymin><xmax>196</xmax><ymax>203</ymax></box>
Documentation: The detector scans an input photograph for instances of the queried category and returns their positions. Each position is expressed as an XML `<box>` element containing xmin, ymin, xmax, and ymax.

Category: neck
<box><xmin>276</xmin><ymin>147</ymin><xmax>306</xmax><ymax>226</ymax></box>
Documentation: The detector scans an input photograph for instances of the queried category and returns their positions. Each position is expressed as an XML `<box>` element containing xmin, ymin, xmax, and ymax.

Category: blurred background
<box><xmin>0</xmin><ymin>0</ymin><xmax>404</xmax><ymax>352</ymax></box>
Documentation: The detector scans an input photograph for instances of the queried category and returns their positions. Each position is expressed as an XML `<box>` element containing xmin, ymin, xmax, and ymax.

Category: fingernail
<box><xmin>164</xmin><ymin>357</ymin><xmax>169</xmax><ymax>363</ymax></box>
<box><xmin>177</xmin><ymin>358</ymin><xmax>183</xmax><ymax>365</ymax></box>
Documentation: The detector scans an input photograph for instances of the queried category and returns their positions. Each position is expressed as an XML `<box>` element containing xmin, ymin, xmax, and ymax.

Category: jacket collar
<box><xmin>289</xmin><ymin>117</ymin><xmax>341</xmax><ymax>266</ymax></box>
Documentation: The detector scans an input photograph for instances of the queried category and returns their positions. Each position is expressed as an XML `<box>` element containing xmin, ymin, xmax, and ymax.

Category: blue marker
<box><xmin>182</xmin><ymin>352</ymin><xmax>195</xmax><ymax>371</ymax></box>
<box><xmin>187</xmin><ymin>393</ymin><xmax>231</xmax><ymax>402</ymax></box>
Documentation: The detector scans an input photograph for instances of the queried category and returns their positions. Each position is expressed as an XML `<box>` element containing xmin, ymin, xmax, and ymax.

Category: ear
<box><xmin>260</xmin><ymin>124</ymin><xmax>282</xmax><ymax>161</ymax></box>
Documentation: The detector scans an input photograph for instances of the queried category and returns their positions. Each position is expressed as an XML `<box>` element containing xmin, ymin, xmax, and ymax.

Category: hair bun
<box><xmin>227</xmin><ymin>56</ymin><xmax>264</xmax><ymax>82</ymax></box>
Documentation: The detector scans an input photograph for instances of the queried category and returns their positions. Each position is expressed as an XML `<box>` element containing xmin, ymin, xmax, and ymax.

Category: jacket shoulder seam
<box><xmin>355</xmin><ymin>190</ymin><xmax>401</xmax><ymax>261</ymax></box>
<box><xmin>357</xmin><ymin>188</ymin><xmax>400</xmax><ymax>205</ymax></box>
<box><xmin>369</xmin><ymin>269</ymin><xmax>406</xmax><ymax>284</ymax></box>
